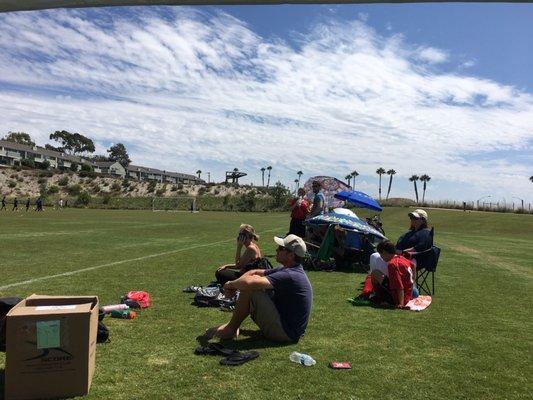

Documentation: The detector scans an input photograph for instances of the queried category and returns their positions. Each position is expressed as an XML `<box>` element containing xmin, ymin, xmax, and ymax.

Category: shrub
<box><xmin>75</xmin><ymin>191</ymin><xmax>91</xmax><ymax>207</ymax></box>
<box><xmin>37</xmin><ymin>177</ymin><xmax>47</xmax><ymax>185</ymax></box>
<box><xmin>58</xmin><ymin>176</ymin><xmax>69</xmax><ymax>186</ymax></box>
<box><xmin>48</xmin><ymin>185</ymin><xmax>59</xmax><ymax>194</ymax></box>
<box><xmin>8</xmin><ymin>180</ymin><xmax>16</xmax><ymax>188</ymax></box>
<box><xmin>198</xmin><ymin>187</ymin><xmax>207</xmax><ymax>196</ymax></box>
<box><xmin>171</xmin><ymin>185</ymin><xmax>178</xmax><ymax>192</ymax></box>
<box><xmin>91</xmin><ymin>184</ymin><xmax>101</xmax><ymax>194</ymax></box>
<box><xmin>13</xmin><ymin>165</ymin><xmax>22</xmax><ymax>171</ymax></box>
<box><xmin>70</xmin><ymin>163</ymin><xmax>78</xmax><ymax>172</ymax></box>
<box><xmin>10</xmin><ymin>174</ymin><xmax>16</xmax><ymax>179</ymax></box>
<box><xmin>122</xmin><ymin>178</ymin><xmax>130</xmax><ymax>188</ymax></box>
<box><xmin>38</xmin><ymin>170</ymin><xmax>53</xmax><ymax>178</ymax></box>
<box><xmin>103</xmin><ymin>181</ymin><xmax>109</xmax><ymax>187</ymax></box>
<box><xmin>17</xmin><ymin>176</ymin><xmax>24</xmax><ymax>182</ymax></box>
<box><xmin>237</xmin><ymin>191</ymin><xmax>257</xmax><ymax>212</ymax></box>
<box><xmin>102</xmin><ymin>193</ymin><xmax>111</xmax><ymax>204</ymax></box>
<box><xmin>80</xmin><ymin>164</ymin><xmax>92</xmax><ymax>172</ymax></box>
<box><xmin>111</xmin><ymin>182</ymin><xmax>121</xmax><ymax>192</ymax></box>
<box><xmin>67</xmin><ymin>184</ymin><xmax>82</xmax><ymax>196</ymax></box>
<box><xmin>21</xmin><ymin>158</ymin><xmax>36</xmax><ymax>168</ymax></box>
<box><xmin>147</xmin><ymin>181</ymin><xmax>157</xmax><ymax>193</ymax></box>
<box><xmin>177</xmin><ymin>183</ymin><xmax>183</xmax><ymax>190</ymax></box>
<box><xmin>155</xmin><ymin>188</ymin><xmax>165</xmax><ymax>196</ymax></box>
<box><xmin>78</xmin><ymin>170</ymin><xmax>88</xmax><ymax>178</ymax></box>
<box><xmin>38</xmin><ymin>160</ymin><xmax>51</xmax><ymax>170</ymax></box>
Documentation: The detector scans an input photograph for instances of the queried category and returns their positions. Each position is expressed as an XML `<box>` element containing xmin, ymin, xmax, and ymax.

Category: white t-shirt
<box><xmin>369</xmin><ymin>252</ymin><xmax>389</xmax><ymax>276</ymax></box>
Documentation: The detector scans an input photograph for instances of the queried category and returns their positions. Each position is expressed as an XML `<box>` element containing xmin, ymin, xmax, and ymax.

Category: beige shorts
<box><xmin>250</xmin><ymin>291</ymin><xmax>292</xmax><ymax>343</ymax></box>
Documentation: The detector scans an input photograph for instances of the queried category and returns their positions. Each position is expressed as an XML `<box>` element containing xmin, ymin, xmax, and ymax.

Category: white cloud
<box><xmin>415</xmin><ymin>46</ymin><xmax>449</xmax><ymax>64</ymax></box>
<box><xmin>0</xmin><ymin>8</ymin><xmax>532</xmax><ymax>202</ymax></box>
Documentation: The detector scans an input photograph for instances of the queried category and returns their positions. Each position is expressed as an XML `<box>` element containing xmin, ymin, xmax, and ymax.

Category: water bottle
<box><xmin>289</xmin><ymin>351</ymin><xmax>316</xmax><ymax>366</ymax></box>
<box><xmin>111</xmin><ymin>309</ymin><xmax>137</xmax><ymax>320</ymax></box>
<box><xmin>101</xmin><ymin>304</ymin><xmax>129</xmax><ymax>314</ymax></box>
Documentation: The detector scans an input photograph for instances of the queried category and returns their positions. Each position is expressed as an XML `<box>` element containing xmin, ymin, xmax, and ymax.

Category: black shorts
<box><xmin>379</xmin><ymin>277</ymin><xmax>394</xmax><ymax>304</ymax></box>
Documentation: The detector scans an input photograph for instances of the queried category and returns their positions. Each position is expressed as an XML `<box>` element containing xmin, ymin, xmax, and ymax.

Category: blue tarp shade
<box><xmin>305</xmin><ymin>212</ymin><xmax>386</xmax><ymax>241</ymax></box>
<box><xmin>334</xmin><ymin>190</ymin><xmax>383</xmax><ymax>212</ymax></box>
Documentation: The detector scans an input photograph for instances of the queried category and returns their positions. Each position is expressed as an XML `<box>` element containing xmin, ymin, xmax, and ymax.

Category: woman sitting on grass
<box><xmin>215</xmin><ymin>224</ymin><xmax>262</xmax><ymax>286</ymax></box>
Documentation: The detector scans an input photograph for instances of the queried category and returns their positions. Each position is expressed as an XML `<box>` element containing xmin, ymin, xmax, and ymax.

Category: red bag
<box><xmin>125</xmin><ymin>291</ymin><xmax>151</xmax><ymax>308</ymax></box>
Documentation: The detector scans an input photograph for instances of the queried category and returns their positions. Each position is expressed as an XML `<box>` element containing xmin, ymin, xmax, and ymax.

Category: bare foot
<box><xmin>205</xmin><ymin>324</ymin><xmax>239</xmax><ymax>340</ymax></box>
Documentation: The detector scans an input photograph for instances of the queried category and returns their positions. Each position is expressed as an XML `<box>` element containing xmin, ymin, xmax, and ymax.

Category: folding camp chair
<box><xmin>412</xmin><ymin>227</ymin><xmax>440</xmax><ymax>295</ymax></box>
<box><xmin>304</xmin><ymin>224</ymin><xmax>335</xmax><ymax>270</ymax></box>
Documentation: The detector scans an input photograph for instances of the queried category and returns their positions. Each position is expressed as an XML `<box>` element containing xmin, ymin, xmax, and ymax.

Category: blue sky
<box><xmin>0</xmin><ymin>4</ymin><xmax>532</xmax><ymax>203</ymax></box>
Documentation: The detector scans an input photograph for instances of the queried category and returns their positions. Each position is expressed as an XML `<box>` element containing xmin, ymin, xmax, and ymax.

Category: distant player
<box><xmin>58</xmin><ymin>198</ymin><xmax>64</xmax><ymax>210</ymax></box>
<box><xmin>36</xmin><ymin>197</ymin><xmax>44</xmax><ymax>212</ymax></box>
<box><xmin>12</xmin><ymin>197</ymin><xmax>18</xmax><ymax>211</ymax></box>
<box><xmin>1</xmin><ymin>196</ymin><xmax>6</xmax><ymax>211</ymax></box>
<box><xmin>25</xmin><ymin>198</ymin><xmax>31</xmax><ymax>212</ymax></box>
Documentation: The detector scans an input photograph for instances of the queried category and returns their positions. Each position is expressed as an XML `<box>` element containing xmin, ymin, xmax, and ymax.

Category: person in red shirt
<box><xmin>371</xmin><ymin>240</ymin><xmax>415</xmax><ymax>308</ymax></box>
<box><xmin>288</xmin><ymin>188</ymin><xmax>310</xmax><ymax>238</ymax></box>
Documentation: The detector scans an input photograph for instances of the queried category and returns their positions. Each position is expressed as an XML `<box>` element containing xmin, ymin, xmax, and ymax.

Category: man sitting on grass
<box><xmin>205</xmin><ymin>234</ymin><xmax>313</xmax><ymax>343</ymax></box>
<box><xmin>370</xmin><ymin>240</ymin><xmax>415</xmax><ymax>309</ymax></box>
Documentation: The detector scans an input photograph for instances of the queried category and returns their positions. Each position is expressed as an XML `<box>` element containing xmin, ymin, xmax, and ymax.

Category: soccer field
<box><xmin>0</xmin><ymin>208</ymin><xmax>532</xmax><ymax>400</ymax></box>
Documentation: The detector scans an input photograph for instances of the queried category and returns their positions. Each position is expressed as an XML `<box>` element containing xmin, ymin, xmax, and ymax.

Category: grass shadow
<box><xmin>196</xmin><ymin>330</ymin><xmax>292</xmax><ymax>352</ymax></box>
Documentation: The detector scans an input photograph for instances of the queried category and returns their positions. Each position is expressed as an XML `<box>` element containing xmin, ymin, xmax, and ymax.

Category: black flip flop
<box><xmin>194</xmin><ymin>342</ymin><xmax>238</xmax><ymax>356</ymax></box>
<box><xmin>220</xmin><ymin>350</ymin><xmax>259</xmax><ymax>366</ymax></box>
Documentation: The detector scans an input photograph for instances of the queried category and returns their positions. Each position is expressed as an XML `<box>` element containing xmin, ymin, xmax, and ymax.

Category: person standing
<box><xmin>288</xmin><ymin>188</ymin><xmax>310</xmax><ymax>238</ymax></box>
<box><xmin>308</xmin><ymin>180</ymin><xmax>326</xmax><ymax>219</ymax></box>
<box><xmin>12</xmin><ymin>197</ymin><xmax>18</xmax><ymax>211</ymax></box>
<box><xmin>25</xmin><ymin>198</ymin><xmax>30</xmax><ymax>212</ymax></box>
<box><xmin>36</xmin><ymin>197</ymin><xmax>44</xmax><ymax>212</ymax></box>
<box><xmin>58</xmin><ymin>198</ymin><xmax>64</xmax><ymax>210</ymax></box>
<box><xmin>1</xmin><ymin>196</ymin><xmax>6</xmax><ymax>211</ymax></box>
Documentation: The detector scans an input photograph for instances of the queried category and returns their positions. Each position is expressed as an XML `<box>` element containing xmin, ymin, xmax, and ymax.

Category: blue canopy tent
<box><xmin>334</xmin><ymin>190</ymin><xmax>383</xmax><ymax>212</ymax></box>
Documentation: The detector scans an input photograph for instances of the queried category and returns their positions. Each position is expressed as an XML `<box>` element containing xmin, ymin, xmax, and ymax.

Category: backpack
<box><xmin>123</xmin><ymin>291</ymin><xmax>150</xmax><ymax>308</ymax></box>
<box><xmin>242</xmin><ymin>257</ymin><xmax>274</xmax><ymax>272</ymax></box>
<box><xmin>193</xmin><ymin>287</ymin><xmax>225</xmax><ymax>307</ymax></box>
<box><xmin>0</xmin><ymin>297</ymin><xmax>23</xmax><ymax>352</ymax></box>
<box><xmin>97</xmin><ymin>321</ymin><xmax>110</xmax><ymax>343</ymax></box>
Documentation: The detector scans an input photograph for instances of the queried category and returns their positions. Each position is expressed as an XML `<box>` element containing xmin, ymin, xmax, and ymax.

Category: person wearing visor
<box><xmin>206</xmin><ymin>234</ymin><xmax>313</xmax><ymax>343</ymax></box>
<box><xmin>215</xmin><ymin>224</ymin><xmax>262</xmax><ymax>285</ymax></box>
<box><xmin>396</xmin><ymin>209</ymin><xmax>432</xmax><ymax>256</ymax></box>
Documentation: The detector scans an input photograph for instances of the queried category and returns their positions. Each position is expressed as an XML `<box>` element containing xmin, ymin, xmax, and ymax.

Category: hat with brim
<box><xmin>408</xmin><ymin>209</ymin><xmax>428</xmax><ymax>220</ymax></box>
<box><xmin>274</xmin><ymin>234</ymin><xmax>307</xmax><ymax>257</ymax></box>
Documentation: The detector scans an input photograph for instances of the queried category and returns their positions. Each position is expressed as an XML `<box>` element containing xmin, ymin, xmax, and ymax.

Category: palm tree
<box><xmin>376</xmin><ymin>167</ymin><xmax>386</xmax><ymax>200</ymax></box>
<box><xmin>345</xmin><ymin>174</ymin><xmax>352</xmax><ymax>187</ymax></box>
<box><xmin>296</xmin><ymin>170</ymin><xmax>303</xmax><ymax>187</ymax></box>
<box><xmin>196</xmin><ymin>170</ymin><xmax>201</xmax><ymax>179</ymax></box>
<box><xmin>530</xmin><ymin>176</ymin><xmax>533</xmax><ymax>183</ymax></box>
<box><xmin>260</xmin><ymin>167</ymin><xmax>266</xmax><ymax>186</ymax></box>
<box><xmin>266</xmin><ymin>166</ymin><xmax>272</xmax><ymax>188</ymax></box>
<box><xmin>420</xmin><ymin>174</ymin><xmax>431</xmax><ymax>203</ymax></box>
<box><xmin>409</xmin><ymin>175</ymin><xmax>420</xmax><ymax>203</ymax></box>
<box><xmin>351</xmin><ymin>170</ymin><xmax>359</xmax><ymax>188</ymax></box>
<box><xmin>294</xmin><ymin>178</ymin><xmax>299</xmax><ymax>192</ymax></box>
<box><xmin>386</xmin><ymin>169</ymin><xmax>396</xmax><ymax>200</ymax></box>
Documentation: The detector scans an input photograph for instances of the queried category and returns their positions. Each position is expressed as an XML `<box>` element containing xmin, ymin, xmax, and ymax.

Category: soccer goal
<box><xmin>152</xmin><ymin>196</ymin><xmax>198</xmax><ymax>213</ymax></box>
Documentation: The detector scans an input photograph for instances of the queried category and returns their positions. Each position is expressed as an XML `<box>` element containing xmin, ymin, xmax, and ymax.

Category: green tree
<box><xmin>420</xmin><ymin>174</ymin><xmax>431</xmax><ymax>203</ymax></box>
<box><xmin>270</xmin><ymin>181</ymin><xmax>290</xmax><ymax>209</ymax></box>
<box><xmin>266</xmin><ymin>166</ymin><xmax>272</xmax><ymax>188</ymax></box>
<box><xmin>296</xmin><ymin>170</ymin><xmax>303</xmax><ymax>187</ymax></box>
<box><xmin>107</xmin><ymin>143</ymin><xmax>131</xmax><ymax>167</ymax></box>
<box><xmin>49</xmin><ymin>130</ymin><xmax>95</xmax><ymax>155</ymax></box>
<box><xmin>376</xmin><ymin>167</ymin><xmax>386</xmax><ymax>200</ymax></box>
<box><xmin>345</xmin><ymin>174</ymin><xmax>352</xmax><ymax>187</ymax></box>
<box><xmin>2</xmin><ymin>131</ymin><xmax>35</xmax><ymax>146</ymax></box>
<box><xmin>351</xmin><ymin>170</ymin><xmax>359</xmax><ymax>188</ymax></box>
<box><xmin>409</xmin><ymin>175</ymin><xmax>420</xmax><ymax>203</ymax></box>
<box><xmin>386</xmin><ymin>169</ymin><xmax>396</xmax><ymax>200</ymax></box>
<box><xmin>260</xmin><ymin>167</ymin><xmax>266</xmax><ymax>186</ymax></box>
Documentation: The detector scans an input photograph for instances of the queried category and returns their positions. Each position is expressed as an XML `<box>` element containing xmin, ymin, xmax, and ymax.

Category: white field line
<box><xmin>0</xmin><ymin>227</ymin><xmax>284</xmax><ymax>290</ymax></box>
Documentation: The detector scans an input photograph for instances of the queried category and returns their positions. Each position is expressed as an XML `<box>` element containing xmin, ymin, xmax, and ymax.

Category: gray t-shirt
<box><xmin>265</xmin><ymin>265</ymin><xmax>313</xmax><ymax>341</ymax></box>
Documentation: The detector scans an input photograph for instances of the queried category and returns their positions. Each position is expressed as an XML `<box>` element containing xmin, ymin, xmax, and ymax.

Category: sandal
<box><xmin>194</xmin><ymin>342</ymin><xmax>238</xmax><ymax>357</ymax></box>
<box><xmin>220</xmin><ymin>350</ymin><xmax>259</xmax><ymax>366</ymax></box>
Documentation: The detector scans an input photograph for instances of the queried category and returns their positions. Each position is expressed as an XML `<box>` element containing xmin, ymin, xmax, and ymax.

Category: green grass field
<box><xmin>0</xmin><ymin>208</ymin><xmax>532</xmax><ymax>400</ymax></box>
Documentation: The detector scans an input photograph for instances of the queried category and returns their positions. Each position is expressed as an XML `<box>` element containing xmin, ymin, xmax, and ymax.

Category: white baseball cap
<box><xmin>408</xmin><ymin>209</ymin><xmax>428</xmax><ymax>220</ymax></box>
<box><xmin>274</xmin><ymin>234</ymin><xmax>307</xmax><ymax>257</ymax></box>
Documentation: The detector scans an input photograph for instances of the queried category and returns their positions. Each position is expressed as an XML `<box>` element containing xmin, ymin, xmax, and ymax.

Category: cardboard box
<box><xmin>5</xmin><ymin>294</ymin><xmax>99</xmax><ymax>400</ymax></box>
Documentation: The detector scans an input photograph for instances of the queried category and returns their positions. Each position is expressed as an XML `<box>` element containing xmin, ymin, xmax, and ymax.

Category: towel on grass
<box><xmin>405</xmin><ymin>295</ymin><xmax>432</xmax><ymax>311</ymax></box>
